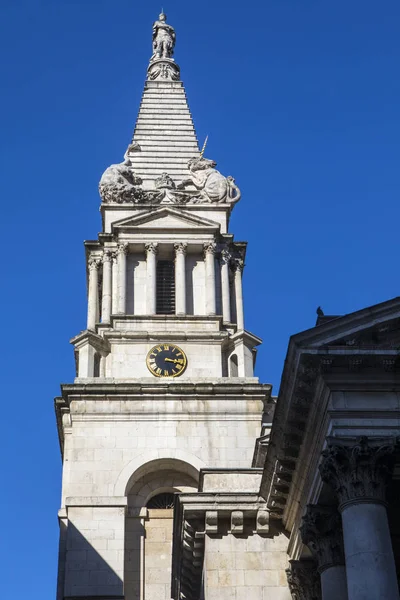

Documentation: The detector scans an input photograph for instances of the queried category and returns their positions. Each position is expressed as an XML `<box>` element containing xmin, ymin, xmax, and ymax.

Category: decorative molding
<box><xmin>300</xmin><ymin>505</ymin><xmax>345</xmax><ymax>573</ymax></box>
<box><xmin>230</xmin><ymin>510</ymin><xmax>244</xmax><ymax>534</ymax></box>
<box><xmin>286</xmin><ymin>559</ymin><xmax>322</xmax><ymax>600</ymax></box>
<box><xmin>319</xmin><ymin>436</ymin><xmax>398</xmax><ymax>509</ymax></box>
<box><xmin>205</xmin><ymin>510</ymin><xmax>218</xmax><ymax>534</ymax></box>
<box><xmin>255</xmin><ymin>509</ymin><xmax>269</xmax><ymax>534</ymax></box>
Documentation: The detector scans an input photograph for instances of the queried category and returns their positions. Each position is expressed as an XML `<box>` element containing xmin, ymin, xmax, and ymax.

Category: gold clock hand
<box><xmin>165</xmin><ymin>358</ymin><xmax>179</xmax><ymax>363</ymax></box>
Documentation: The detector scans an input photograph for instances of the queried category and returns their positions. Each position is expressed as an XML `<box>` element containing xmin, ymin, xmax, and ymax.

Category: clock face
<box><xmin>146</xmin><ymin>344</ymin><xmax>187</xmax><ymax>378</ymax></box>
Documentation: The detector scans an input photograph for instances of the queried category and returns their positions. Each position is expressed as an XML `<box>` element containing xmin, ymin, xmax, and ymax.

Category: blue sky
<box><xmin>1</xmin><ymin>0</ymin><xmax>400</xmax><ymax>596</ymax></box>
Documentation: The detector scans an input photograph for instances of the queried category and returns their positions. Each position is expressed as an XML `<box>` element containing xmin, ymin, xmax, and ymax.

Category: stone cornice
<box><xmin>69</xmin><ymin>329</ymin><xmax>110</xmax><ymax>353</ymax></box>
<box><xmin>261</xmin><ymin>343</ymin><xmax>400</xmax><ymax>522</ymax></box>
<box><xmin>60</xmin><ymin>380</ymin><xmax>271</xmax><ymax>402</ymax></box>
<box><xmin>172</xmin><ymin>492</ymin><xmax>269</xmax><ymax>600</ymax></box>
<box><xmin>230</xmin><ymin>328</ymin><xmax>263</xmax><ymax>347</ymax></box>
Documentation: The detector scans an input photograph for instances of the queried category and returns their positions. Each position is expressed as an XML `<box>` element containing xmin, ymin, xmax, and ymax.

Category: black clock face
<box><xmin>146</xmin><ymin>344</ymin><xmax>187</xmax><ymax>377</ymax></box>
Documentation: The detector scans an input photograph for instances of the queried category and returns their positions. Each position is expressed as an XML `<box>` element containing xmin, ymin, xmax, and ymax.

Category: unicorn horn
<box><xmin>200</xmin><ymin>135</ymin><xmax>208</xmax><ymax>158</ymax></box>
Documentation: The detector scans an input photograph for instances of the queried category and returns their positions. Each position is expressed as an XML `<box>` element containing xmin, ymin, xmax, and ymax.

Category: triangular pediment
<box><xmin>293</xmin><ymin>297</ymin><xmax>400</xmax><ymax>350</ymax></box>
<box><xmin>112</xmin><ymin>207</ymin><xmax>220</xmax><ymax>233</ymax></box>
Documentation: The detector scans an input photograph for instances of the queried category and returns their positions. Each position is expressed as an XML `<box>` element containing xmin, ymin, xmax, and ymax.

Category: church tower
<box><xmin>55</xmin><ymin>14</ymin><xmax>271</xmax><ymax>600</ymax></box>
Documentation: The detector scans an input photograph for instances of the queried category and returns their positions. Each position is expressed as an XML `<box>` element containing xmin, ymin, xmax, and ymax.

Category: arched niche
<box><xmin>124</xmin><ymin>457</ymin><xmax>199</xmax><ymax>600</ymax></box>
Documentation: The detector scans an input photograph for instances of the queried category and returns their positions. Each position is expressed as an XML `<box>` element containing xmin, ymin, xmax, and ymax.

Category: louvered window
<box><xmin>156</xmin><ymin>260</ymin><xmax>175</xmax><ymax>314</ymax></box>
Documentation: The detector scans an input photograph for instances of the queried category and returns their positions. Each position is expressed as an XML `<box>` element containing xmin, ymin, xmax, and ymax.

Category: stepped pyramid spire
<box><xmin>129</xmin><ymin>12</ymin><xmax>200</xmax><ymax>190</ymax></box>
<box><xmin>99</xmin><ymin>13</ymin><xmax>241</xmax><ymax>206</ymax></box>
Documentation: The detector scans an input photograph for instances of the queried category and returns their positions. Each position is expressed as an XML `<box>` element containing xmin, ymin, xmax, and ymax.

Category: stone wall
<box><xmin>204</xmin><ymin>532</ymin><xmax>291</xmax><ymax>600</ymax></box>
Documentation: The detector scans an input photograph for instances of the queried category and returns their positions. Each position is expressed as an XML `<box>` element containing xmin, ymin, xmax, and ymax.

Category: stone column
<box><xmin>87</xmin><ymin>257</ymin><xmax>100</xmax><ymax>330</ymax></box>
<box><xmin>319</xmin><ymin>436</ymin><xmax>399</xmax><ymax>600</ymax></box>
<box><xmin>220</xmin><ymin>248</ymin><xmax>231</xmax><ymax>323</ymax></box>
<box><xmin>145</xmin><ymin>243</ymin><xmax>158</xmax><ymax>315</ymax></box>
<box><xmin>300</xmin><ymin>505</ymin><xmax>348</xmax><ymax>600</ymax></box>
<box><xmin>233</xmin><ymin>258</ymin><xmax>244</xmax><ymax>330</ymax></box>
<box><xmin>174</xmin><ymin>243</ymin><xmax>187</xmax><ymax>316</ymax></box>
<box><xmin>203</xmin><ymin>242</ymin><xmax>217</xmax><ymax>316</ymax></box>
<box><xmin>117</xmin><ymin>243</ymin><xmax>128</xmax><ymax>314</ymax></box>
<box><xmin>111</xmin><ymin>251</ymin><xmax>118</xmax><ymax>315</ymax></box>
<box><xmin>101</xmin><ymin>250</ymin><xmax>113</xmax><ymax>324</ymax></box>
<box><xmin>286</xmin><ymin>558</ymin><xmax>322</xmax><ymax>600</ymax></box>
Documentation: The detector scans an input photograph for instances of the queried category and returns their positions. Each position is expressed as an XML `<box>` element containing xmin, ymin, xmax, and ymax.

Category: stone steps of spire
<box><xmin>129</xmin><ymin>79</ymin><xmax>199</xmax><ymax>190</ymax></box>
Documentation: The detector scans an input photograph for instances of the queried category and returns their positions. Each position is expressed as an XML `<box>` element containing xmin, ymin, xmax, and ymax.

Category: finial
<box><xmin>200</xmin><ymin>135</ymin><xmax>209</xmax><ymax>158</ymax></box>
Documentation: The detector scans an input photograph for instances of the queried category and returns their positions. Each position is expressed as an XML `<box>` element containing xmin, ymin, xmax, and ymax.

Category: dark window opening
<box><xmin>146</xmin><ymin>492</ymin><xmax>175</xmax><ymax>509</ymax></box>
<box><xmin>156</xmin><ymin>260</ymin><xmax>175</xmax><ymax>314</ymax></box>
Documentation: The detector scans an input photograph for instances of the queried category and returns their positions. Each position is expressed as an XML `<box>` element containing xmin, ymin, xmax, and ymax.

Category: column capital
<box><xmin>203</xmin><ymin>241</ymin><xmax>217</xmax><ymax>257</ymax></box>
<box><xmin>319</xmin><ymin>436</ymin><xmax>397</xmax><ymax>510</ymax></box>
<box><xmin>220</xmin><ymin>248</ymin><xmax>232</xmax><ymax>265</ymax></box>
<box><xmin>286</xmin><ymin>559</ymin><xmax>321</xmax><ymax>600</ymax></box>
<box><xmin>145</xmin><ymin>242</ymin><xmax>159</xmax><ymax>255</ymax></box>
<box><xmin>232</xmin><ymin>257</ymin><xmax>244</xmax><ymax>272</ymax></box>
<box><xmin>174</xmin><ymin>242</ymin><xmax>187</xmax><ymax>256</ymax></box>
<box><xmin>102</xmin><ymin>250</ymin><xmax>113</xmax><ymax>263</ymax></box>
<box><xmin>88</xmin><ymin>257</ymin><xmax>101</xmax><ymax>271</ymax></box>
<box><xmin>117</xmin><ymin>242</ymin><xmax>129</xmax><ymax>256</ymax></box>
<box><xmin>300</xmin><ymin>505</ymin><xmax>345</xmax><ymax>573</ymax></box>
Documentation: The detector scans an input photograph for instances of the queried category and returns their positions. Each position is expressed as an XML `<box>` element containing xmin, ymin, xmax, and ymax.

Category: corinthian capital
<box><xmin>220</xmin><ymin>248</ymin><xmax>232</xmax><ymax>265</ymax></box>
<box><xmin>102</xmin><ymin>250</ymin><xmax>113</xmax><ymax>263</ymax></box>
<box><xmin>203</xmin><ymin>242</ymin><xmax>217</xmax><ymax>257</ymax></box>
<box><xmin>286</xmin><ymin>559</ymin><xmax>321</xmax><ymax>600</ymax></box>
<box><xmin>88</xmin><ymin>256</ymin><xmax>101</xmax><ymax>270</ymax></box>
<box><xmin>319</xmin><ymin>436</ymin><xmax>397</xmax><ymax>509</ymax></box>
<box><xmin>232</xmin><ymin>258</ymin><xmax>244</xmax><ymax>273</ymax></box>
<box><xmin>300</xmin><ymin>505</ymin><xmax>345</xmax><ymax>573</ymax></box>
<box><xmin>145</xmin><ymin>242</ymin><xmax>159</xmax><ymax>255</ymax></box>
<box><xmin>174</xmin><ymin>242</ymin><xmax>187</xmax><ymax>255</ymax></box>
<box><xmin>117</xmin><ymin>243</ymin><xmax>129</xmax><ymax>256</ymax></box>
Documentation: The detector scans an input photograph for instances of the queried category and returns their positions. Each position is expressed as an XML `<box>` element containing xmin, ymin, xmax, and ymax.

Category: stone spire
<box><xmin>98</xmin><ymin>14</ymin><xmax>241</xmax><ymax>205</ymax></box>
<box><xmin>127</xmin><ymin>13</ymin><xmax>200</xmax><ymax>190</ymax></box>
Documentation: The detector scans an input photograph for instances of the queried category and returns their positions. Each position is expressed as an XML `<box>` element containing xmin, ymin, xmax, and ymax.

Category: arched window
<box><xmin>229</xmin><ymin>353</ymin><xmax>238</xmax><ymax>377</ymax></box>
<box><xmin>146</xmin><ymin>492</ymin><xmax>175</xmax><ymax>509</ymax></box>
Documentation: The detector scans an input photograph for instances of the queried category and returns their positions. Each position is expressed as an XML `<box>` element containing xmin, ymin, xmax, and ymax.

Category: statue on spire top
<box><xmin>151</xmin><ymin>13</ymin><xmax>176</xmax><ymax>60</ymax></box>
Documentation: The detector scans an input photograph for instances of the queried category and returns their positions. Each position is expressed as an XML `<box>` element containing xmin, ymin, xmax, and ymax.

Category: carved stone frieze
<box><xmin>147</xmin><ymin>58</ymin><xmax>180</xmax><ymax>81</ymax></box>
<box><xmin>286</xmin><ymin>559</ymin><xmax>321</xmax><ymax>600</ymax></box>
<box><xmin>300</xmin><ymin>505</ymin><xmax>345</xmax><ymax>573</ymax></box>
<box><xmin>178</xmin><ymin>156</ymin><xmax>241</xmax><ymax>205</ymax></box>
<box><xmin>319</xmin><ymin>436</ymin><xmax>397</xmax><ymax>509</ymax></box>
